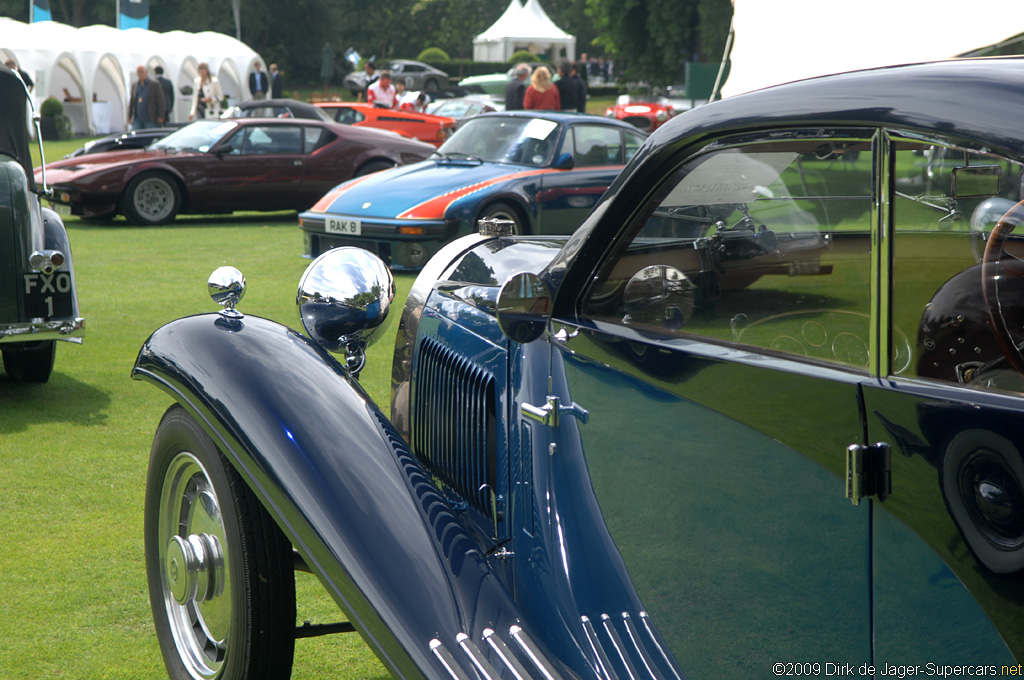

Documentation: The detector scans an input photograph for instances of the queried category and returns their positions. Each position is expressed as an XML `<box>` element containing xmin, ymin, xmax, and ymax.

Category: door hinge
<box><xmin>521</xmin><ymin>395</ymin><xmax>589</xmax><ymax>428</ymax></box>
<box><xmin>845</xmin><ymin>442</ymin><xmax>892</xmax><ymax>506</ymax></box>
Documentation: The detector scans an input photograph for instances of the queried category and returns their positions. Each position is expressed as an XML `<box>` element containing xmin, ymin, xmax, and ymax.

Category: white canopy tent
<box><xmin>0</xmin><ymin>18</ymin><xmax>265</xmax><ymax>135</ymax></box>
<box><xmin>720</xmin><ymin>0</ymin><xmax>1024</xmax><ymax>98</ymax></box>
<box><xmin>473</xmin><ymin>0</ymin><xmax>576</xmax><ymax>63</ymax></box>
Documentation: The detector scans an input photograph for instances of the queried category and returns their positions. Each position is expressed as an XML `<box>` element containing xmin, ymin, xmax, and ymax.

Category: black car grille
<box><xmin>412</xmin><ymin>336</ymin><xmax>496</xmax><ymax>515</ymax></box>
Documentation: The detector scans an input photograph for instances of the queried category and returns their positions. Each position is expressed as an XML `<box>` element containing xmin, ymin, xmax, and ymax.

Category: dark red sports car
<box><xmin>37</xmin><ymin>118</ymin><xmax>434</xmax><ymax>225</ymax></box>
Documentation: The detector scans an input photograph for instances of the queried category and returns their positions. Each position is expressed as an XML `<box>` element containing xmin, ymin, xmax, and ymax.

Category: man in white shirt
<box><xmin>366</xmin><ymin>71</ymin><xmax>397</xmax><ymax>108</ymax></box>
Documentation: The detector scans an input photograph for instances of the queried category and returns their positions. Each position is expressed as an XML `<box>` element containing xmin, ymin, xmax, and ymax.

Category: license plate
<box><xmin>23</xmin><ymin>272</ymin><xmax>74</xmax><ymax>318</ymax></box>
<box><xmin>51</xmin><ymin>202</ymin><xmax>71</xmax><ymax>216</ymax></box>
<box><xmin>325</xmin><ymin>217</ymin><xmax>361</xmax><ymax>235</ymax></box>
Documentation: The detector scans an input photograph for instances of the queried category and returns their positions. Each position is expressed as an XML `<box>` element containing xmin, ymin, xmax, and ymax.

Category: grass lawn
<box><xmin>2</xmin><ymin>138</ymin><xmax>399</xmax><ymax>678</ymax></box>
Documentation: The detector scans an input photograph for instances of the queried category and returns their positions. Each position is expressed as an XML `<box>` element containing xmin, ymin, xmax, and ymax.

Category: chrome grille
<box><xmin>412</xmin><ymin>336</ymin><xmax>496</xmax><ymax>514</ymax></box>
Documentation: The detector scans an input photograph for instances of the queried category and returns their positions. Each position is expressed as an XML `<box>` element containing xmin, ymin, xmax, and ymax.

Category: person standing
<box><xmin>128</xmin><ymin>64</ymin><xmax>167</xmax><ymax>130</ymax></box>
<box><xmin>523</xmin><ymin>66</ymin><xmax>560</xmax><ymax>111</ymax></box>
<box><xmin>555</xmin><ymin>60</ymin><xmax>586</xmax><ymax>113</ymax></box>
<box><xmin>504</xmin><ymin>63</ymin><xmax>531</xmax><ymax>111</ymax></box>
<box><xmin>249</xmin><ymin>62</ymin><xmax>269</xmax><ymax>100</ymax></box>
<box><xmin>189</xmin><ymin>62</ymin><xmax>225</xmax><ymax>121</ymax></box>
<box><xmin>270</xmin><ymin>63</ymin><xmax>283</xmax><ymax>99</ymax></box>
<box><xmin>154</xmin><ymin>65</ymin><xmax>174</xmax><ymax>118</ymax></box>
<box><xmin>367</xmin><ymin>70</ymin><xmax>397</xmax><ymax>108</ymax></box>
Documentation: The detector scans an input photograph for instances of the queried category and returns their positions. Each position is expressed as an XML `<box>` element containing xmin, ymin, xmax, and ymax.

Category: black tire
<box><xmin>355</xmin><ymin>159</ymin><xmax>396</xmax><ymax>177</ymax></box>
<box><xmin>145</xmin><ymin>405</ymin><xmax>295</xmax><ymax>680</ymax></box>
<box><xmin>2</xmin><ymin>340</ymin><xmax>55</xmax><ymax>382</ymax></box>
<box><xmin>941</xmin><ymin>429</ymin><xmax>1024</xmax><ymax>574</ymax></box>
<box><xmin>478</xmin><ymin>201</ymin><xmax>525</xmax><ymax>235</ymax></box>
<box><xmin>122</xmin><ymin>171</ymin><xmax>181</xmax><ymax>225</ymax></box>
<box><xmin>424</xmin><ymin>78</ymin><xmax>439</xmax><ymax>92</ymax></box>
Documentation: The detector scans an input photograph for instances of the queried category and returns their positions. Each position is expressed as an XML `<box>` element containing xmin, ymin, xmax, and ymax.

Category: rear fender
<box><xmin>133</xmin><ymin>311</ymin><xmax>580</xmax><ymax>680</ymax></box>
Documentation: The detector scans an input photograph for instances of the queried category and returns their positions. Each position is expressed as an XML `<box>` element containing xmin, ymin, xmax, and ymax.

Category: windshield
<box><xmin>437</xmin><ymin>115</ymin><xmax>561</xmax><ymax>166</ymax></box>
<box><xmin>150</xmin><ymin>120</ymin><xmax>238</xmax><ymax>153</ymax></box>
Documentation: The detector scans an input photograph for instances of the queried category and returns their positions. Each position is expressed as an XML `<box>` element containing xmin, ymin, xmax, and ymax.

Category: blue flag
<box><xmin>118</xmin><ymin>0</ymin><xmax>150</xmax><ymax>30</ymax></box>
<box><xmin>31</xmin><ymin>0</ymin><xmax>52</xmax><ymax>22</ymax></box>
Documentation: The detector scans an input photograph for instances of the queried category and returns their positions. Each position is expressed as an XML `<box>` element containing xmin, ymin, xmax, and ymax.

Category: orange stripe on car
<box><xmin>309</xmin><ymin>175</ymin><xmax>377</xmax><ymax>213</ymax></box>
<box><xmin>398</xmin><ymin>168</ymin><xmax>553</xmax><ymax>219</ymax></box>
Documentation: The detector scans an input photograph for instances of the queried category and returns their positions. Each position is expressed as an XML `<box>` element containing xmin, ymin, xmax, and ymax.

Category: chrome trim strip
<box><xmin>581</xmin><ymin>616</ymin><xmax>619</xmax><ymax>680</ymax></box>
<box><xmin>639</xmin><ymin>612</ymin><xmax>683</xmax><ymax>680</ymax></box>
<box><xmin>483</xmin><ymin>627</ymin><xmax>531</xmax><ymax>680</ymax></box>
<box><xmin>600</xmin><ymin>613</ymin><xmax>639</xmax><ymax>680</ymax></box>
<box><xmin>430</xmin><ymin>638</ymin><xmax>474</xmax><ymax>680</ymax></box>
<box><xmin>0</xmin><ymin>318</ymin><xmax>85</xmax><ymax>343</ymax></box>
<box><xmin>620</xmin><ymin>613</ymin><xmax>661</xmax><ymax>680</ymax></box>
<box><xmin>457</xmin><ymin>632</ymin><xmax>501</xmax><ymax>680</ymax></box>
<box><xmin>510</xmin><ymin>625</ymin><xmax>564</xmax><ymax>680</ymax></box>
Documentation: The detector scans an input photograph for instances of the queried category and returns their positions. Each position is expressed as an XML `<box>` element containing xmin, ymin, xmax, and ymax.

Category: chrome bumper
<box><xmin>0</xmin><ymin>318</ymin><xmax>85</xmax><ymax>343</ymax></box>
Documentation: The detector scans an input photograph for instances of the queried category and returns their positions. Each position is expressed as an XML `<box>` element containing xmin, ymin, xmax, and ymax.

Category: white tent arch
<box><xmin>473</xmin><ymin>0</ymin><xmax>575</xmax><ymax>63</ymax></box>
<box><xmin>0</xmin><ymin>18</ymin><xmax>264</xmax><ymax>135</ymax></box>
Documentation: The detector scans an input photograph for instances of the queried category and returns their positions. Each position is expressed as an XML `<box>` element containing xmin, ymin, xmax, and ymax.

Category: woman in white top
<box><xmin>189</xmin><ymin>62</ymin><xmax>225</xmax><ymax>120</ymax></box>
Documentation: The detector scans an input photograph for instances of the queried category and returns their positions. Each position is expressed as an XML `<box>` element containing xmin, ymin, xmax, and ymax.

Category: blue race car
<box><xmin>298</xmin><ymin>111</ymin><xmax>646</xmax><ymax>268</ymax></box>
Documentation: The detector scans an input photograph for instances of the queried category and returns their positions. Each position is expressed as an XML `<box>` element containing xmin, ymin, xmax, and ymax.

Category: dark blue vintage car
<box><xmin>135</xmin><ymin>58</ymin><xmax>1024</xmax><ymax>679</ymax></box>
<box><xmin>1</xmin><ymin>64</ymin><xmax>84</xmax><ymax>381</ymax></box>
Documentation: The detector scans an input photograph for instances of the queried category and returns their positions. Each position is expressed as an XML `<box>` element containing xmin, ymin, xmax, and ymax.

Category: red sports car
<box><xmin>315</xmin><ymin>102</ymin><xmax>456</xmax><ymax>147</ymax></box>
<box><xmin>37</xmin><ymin>118</ymin><xmax>434</xmax><ymax>225</ymax></box>
<box><xmin>605</xmin><ymin>100</ymin><xmax>677</xmax><ymax>132</ymax></box>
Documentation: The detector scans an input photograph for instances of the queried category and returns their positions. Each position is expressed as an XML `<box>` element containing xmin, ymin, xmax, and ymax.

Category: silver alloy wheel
<box><xmin>131</xmin><ymin>176</ymin><xmax>176</xmax><ymax>223</ymax></box>
<box><xmin>158</xmin><ymin>451</ymin><xmax>232</xmax><ymax>679</ymax></box>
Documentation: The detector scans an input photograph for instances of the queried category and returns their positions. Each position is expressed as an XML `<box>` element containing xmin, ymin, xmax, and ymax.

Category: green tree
<box><xmin>585</xmin><ymin>0</ymin><xmax>731</xmax><ymax>86</ymax></box>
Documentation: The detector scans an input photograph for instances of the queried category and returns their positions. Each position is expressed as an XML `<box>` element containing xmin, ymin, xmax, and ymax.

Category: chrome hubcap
<box><xmin>159</xmin><ymin>452</ymin><xmax>232</xmax><ymax>679</ymax></box>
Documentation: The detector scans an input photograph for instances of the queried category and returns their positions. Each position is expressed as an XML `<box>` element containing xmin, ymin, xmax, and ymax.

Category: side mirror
<box><xmin>297</xmin><ymin>247</ymin><xmax>395</xmax><ymax>375</ymax></box>
<box><xmin>496</xmin><ymin>272</ymin><xmax>551</xmax><ymax>343</ymax></box>
<box><xmin>215</xmin><ymin>144</ymin><xmax>234</xmax><ymax>156</ymax></box>
<box><xmin>553</xmin><ymin>152</ymin><xmax>575</xmax><ymax>170</ymax></box>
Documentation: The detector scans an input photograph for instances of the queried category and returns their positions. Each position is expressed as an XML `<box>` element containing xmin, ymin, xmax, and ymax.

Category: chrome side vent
<box><xmin>581</xmin><ymin>612</ymin><xmax>683</xmax><ymax>680</ymax></box>
<box><xmin>430</xmin><ymin>626</ymin><xmax>566</xmax><ymax>680</ymax></box>
<box><xmin>412</xmin><ymin>336</ymin><xmax>497</xmax><ymax>514</ymax></box>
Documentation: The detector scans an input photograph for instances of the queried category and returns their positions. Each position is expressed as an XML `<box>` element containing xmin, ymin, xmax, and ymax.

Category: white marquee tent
<box><xmin>0</xmin><ymin>18</ymin><xmax>265</xmax><ymax>135</ymax></box>
<box><xmin>720</xmin><ymin>0</ymin><xmax>1024</xmax><ymax>98</ymax></box>
<box><xmin>473</xmin><ymin>0</ymin><xmax>575</xmax><ymax>63</ymax></box>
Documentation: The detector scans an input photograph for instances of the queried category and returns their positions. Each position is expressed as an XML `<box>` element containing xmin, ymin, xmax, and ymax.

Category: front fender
<box><xmin>133</xmin><ymin>312</ymin><xmax>579</xmax><ymax>680</ymax></box>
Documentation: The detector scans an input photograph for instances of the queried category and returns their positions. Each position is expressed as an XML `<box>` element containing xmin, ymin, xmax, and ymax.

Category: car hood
<box><xmin>307</xmin><ymin>159</ymin><xmax>551</xmax><ymax>220</ymax></box>
<box><xmin>39</xmin><ymin>148</ymin><xmax>191</xmax><ymax>181</ymax></box>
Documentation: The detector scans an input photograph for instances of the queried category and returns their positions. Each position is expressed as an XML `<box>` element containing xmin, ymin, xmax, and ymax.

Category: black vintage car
<box><xmin>1</xmin><ymin>65</ymin><xmax>84</xmax><ymax>381</ymax></box>
<box><xmin>135</xmin><ymin>58</ymin><xmax>1024</xmax><ymax>679</ymax></box>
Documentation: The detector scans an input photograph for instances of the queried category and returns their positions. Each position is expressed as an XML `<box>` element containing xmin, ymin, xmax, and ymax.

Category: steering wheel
<box><xmin>981</xmin><ymin>199</ymin><xmax>1024</xmax><ymax>374</ymax></box>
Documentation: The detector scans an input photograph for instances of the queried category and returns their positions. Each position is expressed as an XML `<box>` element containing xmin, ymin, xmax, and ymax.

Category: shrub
<box><xmin>509</xmin><ymin>50</ymin><xmax>540</xmax><ymax>64</ymax></box>
<box><xmin>417</xmin><ymin>47</ymin><xmax>450</xmax><ymax>63</ymax></box>
<box><xmin>40</xmin><ymin>97</ymin><xmax>63</xmax><ymax>117</ymax></box>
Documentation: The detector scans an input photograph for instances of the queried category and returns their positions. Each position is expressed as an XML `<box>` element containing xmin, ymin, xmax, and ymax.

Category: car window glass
<box><xmin>624</xmin><ymin>131</ymin><xmax>645</xmax><ymax>162</ymax></box>
<box><xmin>304</xmin><ymin>126</ymin><xmax>332</xmax><ymax>153</ymax></box>
<box><xmin>441</xmin><ymin>116</ymin><xmax>558</xmax><ymax>166</ymax></box>
<box><xmin>333</xmin><ymin>107</ymin><xmax>363</xmax><ymax>125</ymax></box>
<box><xmin>573</xmin><ymin>125</ymin><xmax>627</xmax><ymax>166</ymax></box>
<box><xmin>583</xmin><ymin>136</ymin><xmax>875</xmax><ymax>371</ymax></box>
<box><xmin>891</xmin><ymin>139</ymin><xmax>1024</xmax><ymax>393</ymax></box>
<box><xmin>240</xmin><ymin>125</ymin><xmax>302</xmax><ymax>155</ymax></box>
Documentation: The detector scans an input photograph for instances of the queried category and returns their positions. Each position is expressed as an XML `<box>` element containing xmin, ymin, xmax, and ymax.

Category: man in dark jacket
<box><xmin>154</xmin><ymin>65</ymin><xmax>174</xmax><ymax>117</ymax></box>
<box><xmin>504</xmin><ymin>63</ymin><xmax>531</xmax><ymax>111</ymax></box>
<box><xmin>128</xmin><ymin>65</ymin><xmax>167</xmax><ymax>130</ymax></box>
<box><xmin>556</xmin><ymin>60</ymin><xmax>587</xmax><ymax>114</ymax></box>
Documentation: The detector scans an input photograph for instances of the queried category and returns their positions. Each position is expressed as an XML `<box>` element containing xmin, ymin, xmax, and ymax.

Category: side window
<box><xmin>892</xmin><ymin>139</ymin><xmax>1024</xmax><ymax>393</ymax></box>
<box><xmin>624</xmin><ymin>131</ymin><xmax>644</xmax><ymax>162</ymax></box>
<box><xmin>240</xmin><ymin>125</ymin><xmax>302</xmax><ymax>155</ymax></box>
<box><xmin>304</xmin><ymin>126</ymin><xmax>333</xmax><ymax>153</ymax></box>
<box><xmin>573</xmin><ymin>125</ymin><xmax>626</xmax><ymax>167</ymax></box>
<box><xmin>583</xmin><ymin>135</ymin><xmax>876</xmax><ymax>371</ymax></box>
